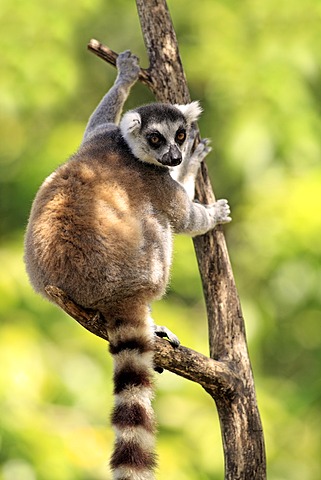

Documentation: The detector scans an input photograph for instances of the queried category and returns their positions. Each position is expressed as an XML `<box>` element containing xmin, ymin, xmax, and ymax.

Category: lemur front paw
<box><xmin>207</xmin><ymin>199</ymin><xmax>232</xmax><ymax>226</ymax></box>
<box><xmin>185</xmin><ymin>128</ymin><xmax>212</xmax><ymax>170</ymax></box>
<box><xmin>191</xmin><ymin>138</ymin><xmax>212</xmax><ymax>164</ymax></box>
<box><xmin>116</xmin><ymin>50</ymin><xmax>140</xmax><ymax>85</ymax></box>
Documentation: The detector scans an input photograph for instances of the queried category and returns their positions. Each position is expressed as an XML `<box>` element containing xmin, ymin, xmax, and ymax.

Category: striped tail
<box><xmin>106</xmin><ymin>304</ymin><xmax>157</xmax><ymax>480</ymax></box>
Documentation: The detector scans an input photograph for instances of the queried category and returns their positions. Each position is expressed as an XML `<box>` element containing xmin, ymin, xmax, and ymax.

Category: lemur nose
<box><xmin>161</xmin><ymin>145</ymin><xmax>182</xmax><ymax>166</ymax></box>
<box><xmin>170</xmin><ymin>144</ymin><xmax>182</xmax><ymax>162</ymax></box>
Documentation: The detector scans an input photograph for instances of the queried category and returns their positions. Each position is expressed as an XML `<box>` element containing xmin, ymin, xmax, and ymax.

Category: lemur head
<box><xmin>120</xmin><ymin>102</ymin><xmax>202</xmax><ymax>167</ymax></box>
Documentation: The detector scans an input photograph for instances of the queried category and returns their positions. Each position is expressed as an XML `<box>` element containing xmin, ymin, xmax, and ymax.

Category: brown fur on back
<box><xmin>24</xmin><ymin>128</ymin><xmax>190</xmax><ymax>312</ymax></box>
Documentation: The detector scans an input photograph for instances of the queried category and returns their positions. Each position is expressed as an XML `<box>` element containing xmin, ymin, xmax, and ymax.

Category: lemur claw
<box><xmin>116</xmin><ymin>50</ymin><xmax>140</xmax><ymax>85</ymax></box>
<box><xmin>208</xmin><ymin>198</ymin><xmax>232</xmax><ymax>224</ymax></box>
<box><xmin>194</xmin><ymin>138</ymin><xmax>212</xmax><ymax>160</ymax></box>
<box><xmin>153</xmin><ymin>324</ymin><xmax>180</xmax><ymax>347</ymax></box>
<box><xmin>186</xmin><ymin>137</ymin><xmax>212</xmax><ymax>168</ymax></box>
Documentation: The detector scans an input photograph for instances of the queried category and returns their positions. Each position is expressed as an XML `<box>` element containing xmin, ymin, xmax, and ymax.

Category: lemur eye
<box><xmin>147</xmin><ymin>132</ymin><xmax>164</xmax><ymax>149</ymax></box>
<box><xmin>175</xmin><ymin>129</ymin><xmax>186</xmax><ymax>145</ymax></box>
<box><xmin>150</xmin><ymin>135</ymin><xmax>161</xmax><ymax>144</ymax></box>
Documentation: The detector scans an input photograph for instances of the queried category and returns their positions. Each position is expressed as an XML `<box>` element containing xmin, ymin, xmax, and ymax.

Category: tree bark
<box><xmin>66</xmin><ymin>1</ymin><xmax>267</xmax><ymax>478</ymax></box>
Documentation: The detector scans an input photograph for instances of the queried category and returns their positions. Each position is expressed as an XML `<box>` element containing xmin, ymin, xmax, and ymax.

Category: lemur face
<box><xmin>120</xmin><ymin>102</ymin><xmax>202</xmax><ymax>167</ymax></box>
<box><xmin>141</xmin><ymin>117</ymin><xmax>187</xmax><ymax>167</ymax></box>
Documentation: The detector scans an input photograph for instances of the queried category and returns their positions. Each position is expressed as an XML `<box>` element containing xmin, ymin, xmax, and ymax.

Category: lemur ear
<box><xmin>174</xmin><ymin>101</ymin><xmax>203</xmax><ymax>124</ymax></box>
<box><xmin>120</xmin><ymin>111</ymin><xmax>141</xmax><ymax>135</ymax></box>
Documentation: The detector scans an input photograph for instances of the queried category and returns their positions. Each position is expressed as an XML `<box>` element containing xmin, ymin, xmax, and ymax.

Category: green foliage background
<box><xmin>1</xmin><ymin>0</ymin><xmax>321</xmax><ymax>478</ymax></box>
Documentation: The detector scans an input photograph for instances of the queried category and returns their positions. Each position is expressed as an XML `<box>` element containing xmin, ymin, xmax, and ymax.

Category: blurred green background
<box><xmin>1</xmin><ymin>0</ymin><xmax>321</xmax><ymax>478</ymax></box>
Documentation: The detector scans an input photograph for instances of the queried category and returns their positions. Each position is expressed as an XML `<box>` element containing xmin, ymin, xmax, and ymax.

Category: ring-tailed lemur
<box><xmin>24</xmin><ymin>50</ymin><xmax>231</xmax><ymax>480</ymax></box>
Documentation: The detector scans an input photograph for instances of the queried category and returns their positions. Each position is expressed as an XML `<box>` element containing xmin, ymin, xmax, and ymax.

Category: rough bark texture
<box><xmin>49</xmin><ymin>1</ymin><xmax>266</xmax><ymax>478</ymax></box>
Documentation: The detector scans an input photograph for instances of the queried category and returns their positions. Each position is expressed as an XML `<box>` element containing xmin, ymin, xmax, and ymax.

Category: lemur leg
<box><xmin>151</xmin><ymin>319</ymin><xmax>179</xmax><ymax>373</ymax></box>
<box><xmin>170</xmin><ymin>127</ymin><xmax>212</xmax><ymax>200</ymax></box>
<box><xmin>145</xmin><ymin>306</ymin><xmax>180</xmax><ymax>348</ymax></box>
<box><xmin>82</xmin><ymin>50</ymin><xmax>140</xmax><ymax>143</ymax></box>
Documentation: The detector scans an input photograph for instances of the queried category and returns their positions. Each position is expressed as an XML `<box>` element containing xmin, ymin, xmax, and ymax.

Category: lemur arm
<box><xmin>167</xmin><ymin>183</ymin><xmax>231</xmax><ymax>237</ymax></box>
<box><xmin>170</xmin><ymin>129</ymin><xmax>211</xmax><ymax>201</ymax></box>
<box><xmin>181</xmin><ymin>199</ymin><xmax>231</xmax><ymax>237</ymax></box>
<box><xmin>82</xmin><ymin>51</ymin><xmax>140</xmax><ymax>143</ymax></box>
<box><xmin>168</xmin><ymin>130</ymin><xmax>231</xmax><ymax>236</ymax></box>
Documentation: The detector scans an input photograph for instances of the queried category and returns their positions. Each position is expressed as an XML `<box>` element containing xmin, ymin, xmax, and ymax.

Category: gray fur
<box><xmin>83</xmin><ymin>50</ymin><xmax>141</xmax><ymax>142</ymax></box>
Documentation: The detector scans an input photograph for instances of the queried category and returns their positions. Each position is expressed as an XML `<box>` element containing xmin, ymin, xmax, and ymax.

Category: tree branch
<box><xmin>88</xmin><ymin>39</ymin><xmax>153</xmax><ymax>88</ymax></box>
<box><xmin>45</xmin><ymin>285</ymin><xmax>240</xmax><ymax>398</ymax></box>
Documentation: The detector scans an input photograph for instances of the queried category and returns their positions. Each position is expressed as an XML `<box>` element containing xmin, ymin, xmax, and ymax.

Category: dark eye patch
<box><xmin>175</xmin><ymin>128</ymin><xmax>186</xmax><ymax>145</ymax></box>
<box><xmin>146</xmin><ymin>131</ymin><xmax>166</xmax><ymax>149</ymax></box>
